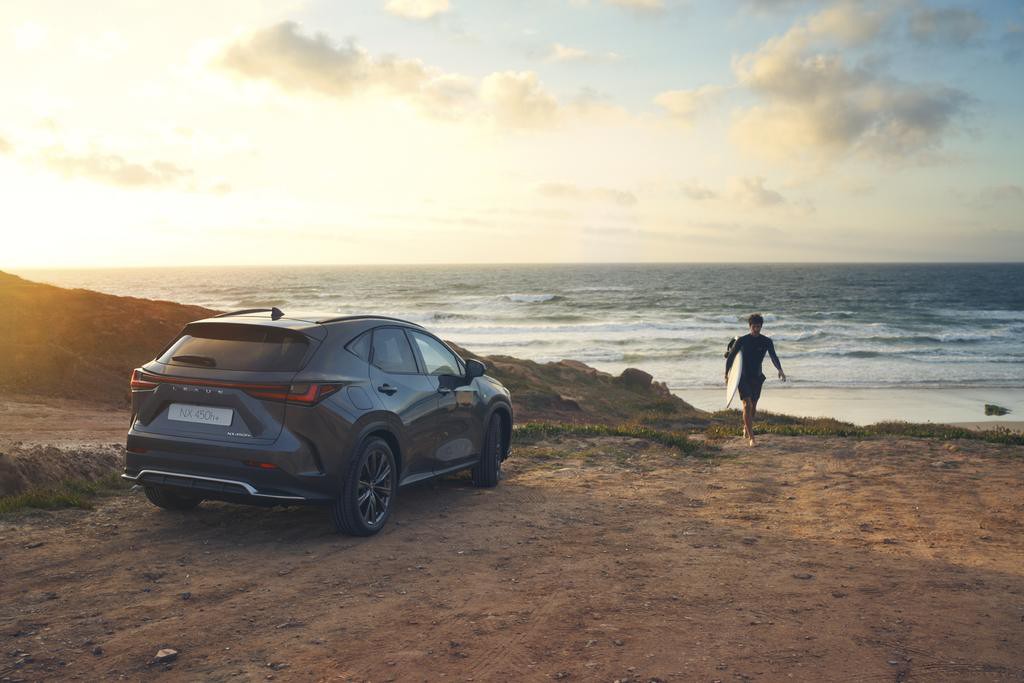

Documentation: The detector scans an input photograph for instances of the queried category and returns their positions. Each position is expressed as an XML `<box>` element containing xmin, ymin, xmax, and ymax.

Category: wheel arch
<box><xmin>353</xmin><ymin>420</ymin><xmax>404</xmax><ymax>479</ymax></box>
<box><xmin>486</xmin><ymin>401</ymin><xmax>513</xmax><ymax>460</ymax></box>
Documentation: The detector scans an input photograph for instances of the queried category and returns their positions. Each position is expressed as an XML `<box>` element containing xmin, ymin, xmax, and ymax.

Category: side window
<box><xmin>371</xmin><ymin>327</ymin><xmax>419</xmax><ymax>374</ymax></box>
<box><xmin>409</xmin><ymin>331</ymin><xmax>461</xmax><ymax>376</ymax></box>
<box><xmin>345</xmin><ymin>331</ymin><xmax>371</xmax><ymax>362</ymax></box>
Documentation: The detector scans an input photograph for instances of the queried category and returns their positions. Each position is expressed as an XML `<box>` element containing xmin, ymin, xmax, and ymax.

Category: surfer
<box><xmin>725</xmin><ymin>313</ymin><xmax>786</xmax><ymax>447</ymax></box>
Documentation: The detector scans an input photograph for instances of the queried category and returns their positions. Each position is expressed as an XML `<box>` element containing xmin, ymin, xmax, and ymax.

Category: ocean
<box><xmin>16</xmin><ymin>263</ymin><xmax>1024</xmax><ymax>421</ymax></box>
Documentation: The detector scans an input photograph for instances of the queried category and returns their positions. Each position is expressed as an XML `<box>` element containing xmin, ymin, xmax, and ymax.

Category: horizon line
<box><xmin>4</xmin><ymin>260</ymin><xmax>1024</xmax><ymax>271</ymax></box>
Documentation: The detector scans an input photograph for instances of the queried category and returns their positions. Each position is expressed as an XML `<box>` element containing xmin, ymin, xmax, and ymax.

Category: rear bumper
<box><xmin>122</xmin><ymin>469</ymin><xmax>310</xmax><ymax>502</ymax></box>
<box><xmin>124</xmin><ymin>432</ymin><xmax>338</xmax><ymax>504</ymax></box>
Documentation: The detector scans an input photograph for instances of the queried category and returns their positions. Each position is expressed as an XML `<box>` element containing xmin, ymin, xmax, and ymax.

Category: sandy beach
<box><xmin>684</xmin><ymin>385</ymin><xmax>1024</xmax><ymax>427</ymax></box>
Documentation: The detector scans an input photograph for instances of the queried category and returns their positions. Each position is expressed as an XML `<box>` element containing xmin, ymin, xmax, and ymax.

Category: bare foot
<box><xmin>748</xmin><ymin>437</ymin><xmax>756</xmax><ymax>447</ymax></box>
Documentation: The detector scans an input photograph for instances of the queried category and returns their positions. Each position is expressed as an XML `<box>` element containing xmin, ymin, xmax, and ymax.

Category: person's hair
<box><xmin>748</xmin><ymin>313</ymin><xmax>764</xmax><ymax>326</ymax></box>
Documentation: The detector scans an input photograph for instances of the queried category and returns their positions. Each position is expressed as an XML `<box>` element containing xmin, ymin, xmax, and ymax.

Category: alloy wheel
<box><xmin>356</xmin><ymin>448</ymin><xmax>393</xmax><ymax>527</ymax></box>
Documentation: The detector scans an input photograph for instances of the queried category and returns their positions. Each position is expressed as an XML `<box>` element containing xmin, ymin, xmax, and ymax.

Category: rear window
<box><xmin>158</xmin><ymin>323</ymin><xmax>310</xmax><ymax>372</ymax></box>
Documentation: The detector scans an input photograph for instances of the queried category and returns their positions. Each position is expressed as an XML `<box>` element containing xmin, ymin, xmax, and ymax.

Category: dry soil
<box><xmin>2</xmin><ymin>433</ymin><xmax>1023</xmax><ymax>682</ymax></box>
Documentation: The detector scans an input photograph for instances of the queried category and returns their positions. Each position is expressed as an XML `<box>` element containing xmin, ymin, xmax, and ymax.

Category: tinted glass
<box><xmin>410</xmin><ymin>331</ymin><xmax>461</xmax><ymax>376</ymax></box>
<box><xmin>346</xmin><ymin>331</ymin><xmax>371</xmax><ymax>361</ymax></box>
<box><xmin>157</xmin><ymin>323</ymin><xmax>309</xmax><ymax>372</ymax></box>
<box><xmin>371</xmin><ymin>328</ymin><xmax>418</xmax><ymax>374</ymax></box>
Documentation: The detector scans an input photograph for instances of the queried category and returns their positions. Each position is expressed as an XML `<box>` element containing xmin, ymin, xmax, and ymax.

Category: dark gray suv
<box><xmin>123</xmin><ymin>309</ymin><xmax>513</xmax><ymax>536</ymax></box>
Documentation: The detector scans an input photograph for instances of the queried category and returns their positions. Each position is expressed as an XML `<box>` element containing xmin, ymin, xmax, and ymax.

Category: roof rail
<box><xmin>315</xmin><ymin>314</ymin><xmax>424</xmax><ymax>327</ymax></box>
<box><xmin>213</xmin><ymin>307</ymin><xmax>285</xmax><ymax>320</ymax></box>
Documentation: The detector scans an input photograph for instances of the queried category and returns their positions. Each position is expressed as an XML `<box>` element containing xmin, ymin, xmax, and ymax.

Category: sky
<box><xmin>1</xmin><ymin>0</ymin><xmax>1022</xmax><ymax>267</ymax></box>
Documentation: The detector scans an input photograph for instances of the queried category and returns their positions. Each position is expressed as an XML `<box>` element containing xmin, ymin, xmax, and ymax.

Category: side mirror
<box><xmin>466</xmin><ymin>359</ymin><xmax>486</xmax><ymax>380</ymax></box>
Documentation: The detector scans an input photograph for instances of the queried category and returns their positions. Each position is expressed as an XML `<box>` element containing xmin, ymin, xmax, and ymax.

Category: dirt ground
<box><xmin>0</xmin><ymin>395</ymin><xmax>128</xmax><ymax>448</ymax></box>
<box><xmin>2</xmin><ymin>432</ymin><xmax>1023</xmax><ymax>682</ymax></box>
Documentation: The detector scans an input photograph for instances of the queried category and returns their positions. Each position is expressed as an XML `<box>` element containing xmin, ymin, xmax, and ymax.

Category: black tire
<box><xmin>330</xmin><ymin>437</ymin><xmax>397</xmax><ymax>536</ymax></box>
<box><xmin>144</xmin><ymin>486</ymin><xmax>202</xmax><ymax>510</ymax></box>
<box><xmin>472</xmin><ymin>415</ymin><xmax>502</xmax><ymax>488</ymax></box>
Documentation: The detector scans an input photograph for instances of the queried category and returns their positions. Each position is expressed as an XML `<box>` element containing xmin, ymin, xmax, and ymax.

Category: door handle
<box><xmin>377</xmin><ymin>384</ymin><xmax>398</xmax><ymax>396</ymax></box>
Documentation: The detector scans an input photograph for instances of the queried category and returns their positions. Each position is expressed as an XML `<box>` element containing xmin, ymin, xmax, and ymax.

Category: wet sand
<box><xmin>683</xmin><ymin>386</ymin><xmax>1024</xmax><ymax>426</ymax></box>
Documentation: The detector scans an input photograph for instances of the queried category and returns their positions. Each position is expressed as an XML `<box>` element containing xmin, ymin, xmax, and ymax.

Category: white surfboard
<box><xmin>725</xmin><ymin>349</ymin><xmax>743</xmax><ymax>409</ymax></box>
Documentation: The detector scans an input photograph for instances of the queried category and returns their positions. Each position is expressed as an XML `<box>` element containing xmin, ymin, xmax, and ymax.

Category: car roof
<box><xmin>191</xmin><ymin>310</ymin><xmax>426</xmax><ymax>335</ymax></box>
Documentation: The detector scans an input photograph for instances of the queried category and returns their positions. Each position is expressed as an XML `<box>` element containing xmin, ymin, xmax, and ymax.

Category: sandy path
<box><xmin>1</xmin><ymin>435</ymin><xmax>1023</xmax><ymax>681</ymax></box>
<box><xmin>0</xmin><ymin>396</ymin><xmax>127</xmax><ymax>448</ymax></box>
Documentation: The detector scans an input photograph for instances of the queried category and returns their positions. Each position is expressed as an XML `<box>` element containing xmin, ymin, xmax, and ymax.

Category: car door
<box><xmin>367</xmin><ymin>326</ymin><xmax>441</xmax><ymax>484</ymax></box>
<box><xmin>407</xmin><ymin>329</ymin><xmax>480</xmax><ymax>473</ymax></box>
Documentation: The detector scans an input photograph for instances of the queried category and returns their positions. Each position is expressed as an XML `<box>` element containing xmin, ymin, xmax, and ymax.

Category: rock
<box><xmin>741</xmin><ymin>537</ymin><xmax>758</xmax><ymax>545</ymax></box>
<box><xmin>617</xmin><ymin>368</ymin><xmax>654</xmax><ymax>391</ymax></box>
<box><xmin>180</xmin><ymin>592</ymin><xmax>191</xmax><ymax>601</ymax></box>
<box><xmin>792</xmin><ymin>573</ymin><xmax>814</xmax><ymax>580</ymax></box>
<box><xmin>24</xmin><ymin>541</ymin><xmax>44</xmax><ymax>549</ymax></box>
<box><xmin>274</xmin><ymin>620</ymin><xmax>304</xmax><ymax>629</ymax></box>
<box><xmin>984</xmin><ymin>403</ymin><xmax>1010</xmax><ymax>416</ymax></box>
<box><xmin>92</xmin><ymin>646</ymin><xmax>104</xmax><ymax>656</ymax></box>
<box><xmin>154</xmin><ymin>648</ymin><xmax>178</xmax><ymax>663</ymax></box>
<box><xmin>613</xmin><ymin>639</ymin><xmax>625</xmax><ymax>646</ymax></box>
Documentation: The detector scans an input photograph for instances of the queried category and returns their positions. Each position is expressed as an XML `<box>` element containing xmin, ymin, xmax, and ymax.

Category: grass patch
<box><xmin>706</xmin><ymin>414</ymin><xmax>1024</xmax><ymax>446</ymax></box>
<box><xmin>0</xmin><ymin>473</ymin><xmax>128</xmax><ymax>514</ymax></box>
<box><xmin>514</xmin><ymin>421</ymin><xmax>705</xmax><ymax>455</ymax></box>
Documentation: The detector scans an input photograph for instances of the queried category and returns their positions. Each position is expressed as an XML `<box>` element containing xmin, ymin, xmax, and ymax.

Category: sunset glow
<box><xmin>2</xmin><ymin>1</ymin><xmax>1022</xmax><ymax>267</ymax></box>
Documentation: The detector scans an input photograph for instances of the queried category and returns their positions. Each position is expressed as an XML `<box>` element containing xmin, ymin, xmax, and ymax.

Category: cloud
<box><xmin>538</xmin><ymin>182</ymin><xmax>638</xmax><ymax>206</ymax></box>
<box><xmin>545</xmin><ymin>43</ymin><xmax>621</xmax><ymax>63</ymax></box>
<box><xmin>679</xmin><ymin>180</ymin><xmax>717</xmax><ymax>200</ymax></box>
<box><xmin>654</xmin><ymin>85</ymin><xmax>725</xmax><ymax>124</ymax></box>
<box><xmin>220</xmin><ymin>23</ymin><xmax>558</xmax><ymax>127</ymax></box>
<box><xmin>547</xmin><ymin>43</ymin><xmax>590</xmax><ymax>62</ymax></box>
<box><xmin>219</xmin><ymin>21</ymin><xmax>475</xmax><ymax>118</ymax></box>
<box><xmin>384</xmin><ymin>0</ymin><xmax>451</xmax><ymax>21</ymax></box>
<box><xmin>738</xmin><ymin>0</ymin><xmax>818</xmax><ymax>14</ymax></box>
<box><xmin>1002</xmin><ymin>23</ymin><xmax>1024</xmax><ymax>63</ymax></box>
<box><xmin>0</xmin><ymin>135</ymin><xmax>12</xmax><ymax>155</ymax></box>
<box><xmin>908</xmin><ymin>7</ymin><xmax>985</xmax><ymax>47</ymax></box>
<box><xmin>481</xmin><ymin>71</ymin><xmax>559</xmax><ymax>128</ymax></box>
<box><xmin>728</xmin><ymin>176</ymin><xmax>786</xmax><ymax>207</ymax></box>
<box><xmin>607</xmin><ymin>0</ymin><xmax>664</xmax><ymax>11</ymax></box>
<box><xmin>974</xmin><ymin>184</ymin><xmax>1024</xmax><ymax>206</ymax></box>
<box><xmin>42</xmin><ymin>149</ymin><xmax>193</xmax><ymax>188</ymax></box>
<box><xmin>731</xmin><ymin>2</ymin><xmax>970</xmax><ymax>161</ymax></box>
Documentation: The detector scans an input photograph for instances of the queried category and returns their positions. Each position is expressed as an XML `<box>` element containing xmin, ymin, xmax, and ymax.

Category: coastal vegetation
<box><xmin>706</xmin><ymin>410</ymin><xmax>1024</xmax><ymax>446</ymax></box>
<box><xmin>0</xmin><ymin>473</ymin><xmax>126</xmax><ymax>514</ymax></box>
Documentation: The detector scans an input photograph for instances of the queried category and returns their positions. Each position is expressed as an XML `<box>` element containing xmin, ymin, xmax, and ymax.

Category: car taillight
<box><xmin>245</xmin><ymin>383</ymin><xmax>341</xmax><ymax>406</ymax></box>
<box><xmin>127</xmin><ymin>370</ymin><xmax>338</xmax><ymax>405</ymax></box>
<box><xmin>130</xmin><ymin>368</ymin><xmax>158</xmax><ymax>390</ymax></box>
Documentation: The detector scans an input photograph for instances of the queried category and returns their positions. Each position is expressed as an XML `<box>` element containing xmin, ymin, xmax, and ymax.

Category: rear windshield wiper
<box><xmin>171</xmin><ymin>354</ymin><xmax>217</xmax><ymax>367</ymax></box>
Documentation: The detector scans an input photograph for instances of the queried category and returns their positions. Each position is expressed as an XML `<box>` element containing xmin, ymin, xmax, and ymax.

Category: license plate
<box><xmin>167</xmin><ymin>403</ymin><xmax>233</xmax><ymax>426</ymax></box>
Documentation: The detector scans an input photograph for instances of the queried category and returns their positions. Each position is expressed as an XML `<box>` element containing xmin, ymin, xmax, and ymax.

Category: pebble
<box><xmin>154</xmin><ymin>648</ymin><xmax>178</xmax><ymax>663</ymax></box>
<box><xmin>792</xmin><ymin>573</ymin><xmax>814</xmax><ymax>580</ymax></box>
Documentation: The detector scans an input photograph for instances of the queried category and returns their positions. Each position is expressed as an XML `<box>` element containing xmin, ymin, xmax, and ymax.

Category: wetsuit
<box><xmin>725</xmin><ymin>334</ymin><xmax>783</xmax><ymax>403</ymax></box>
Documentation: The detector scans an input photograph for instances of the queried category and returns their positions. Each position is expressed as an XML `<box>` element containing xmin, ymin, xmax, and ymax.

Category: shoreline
<box><xmin>679</xmin><ymin>385</ymin><xmax>1023</xmax><ymax>427</ymax></box>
